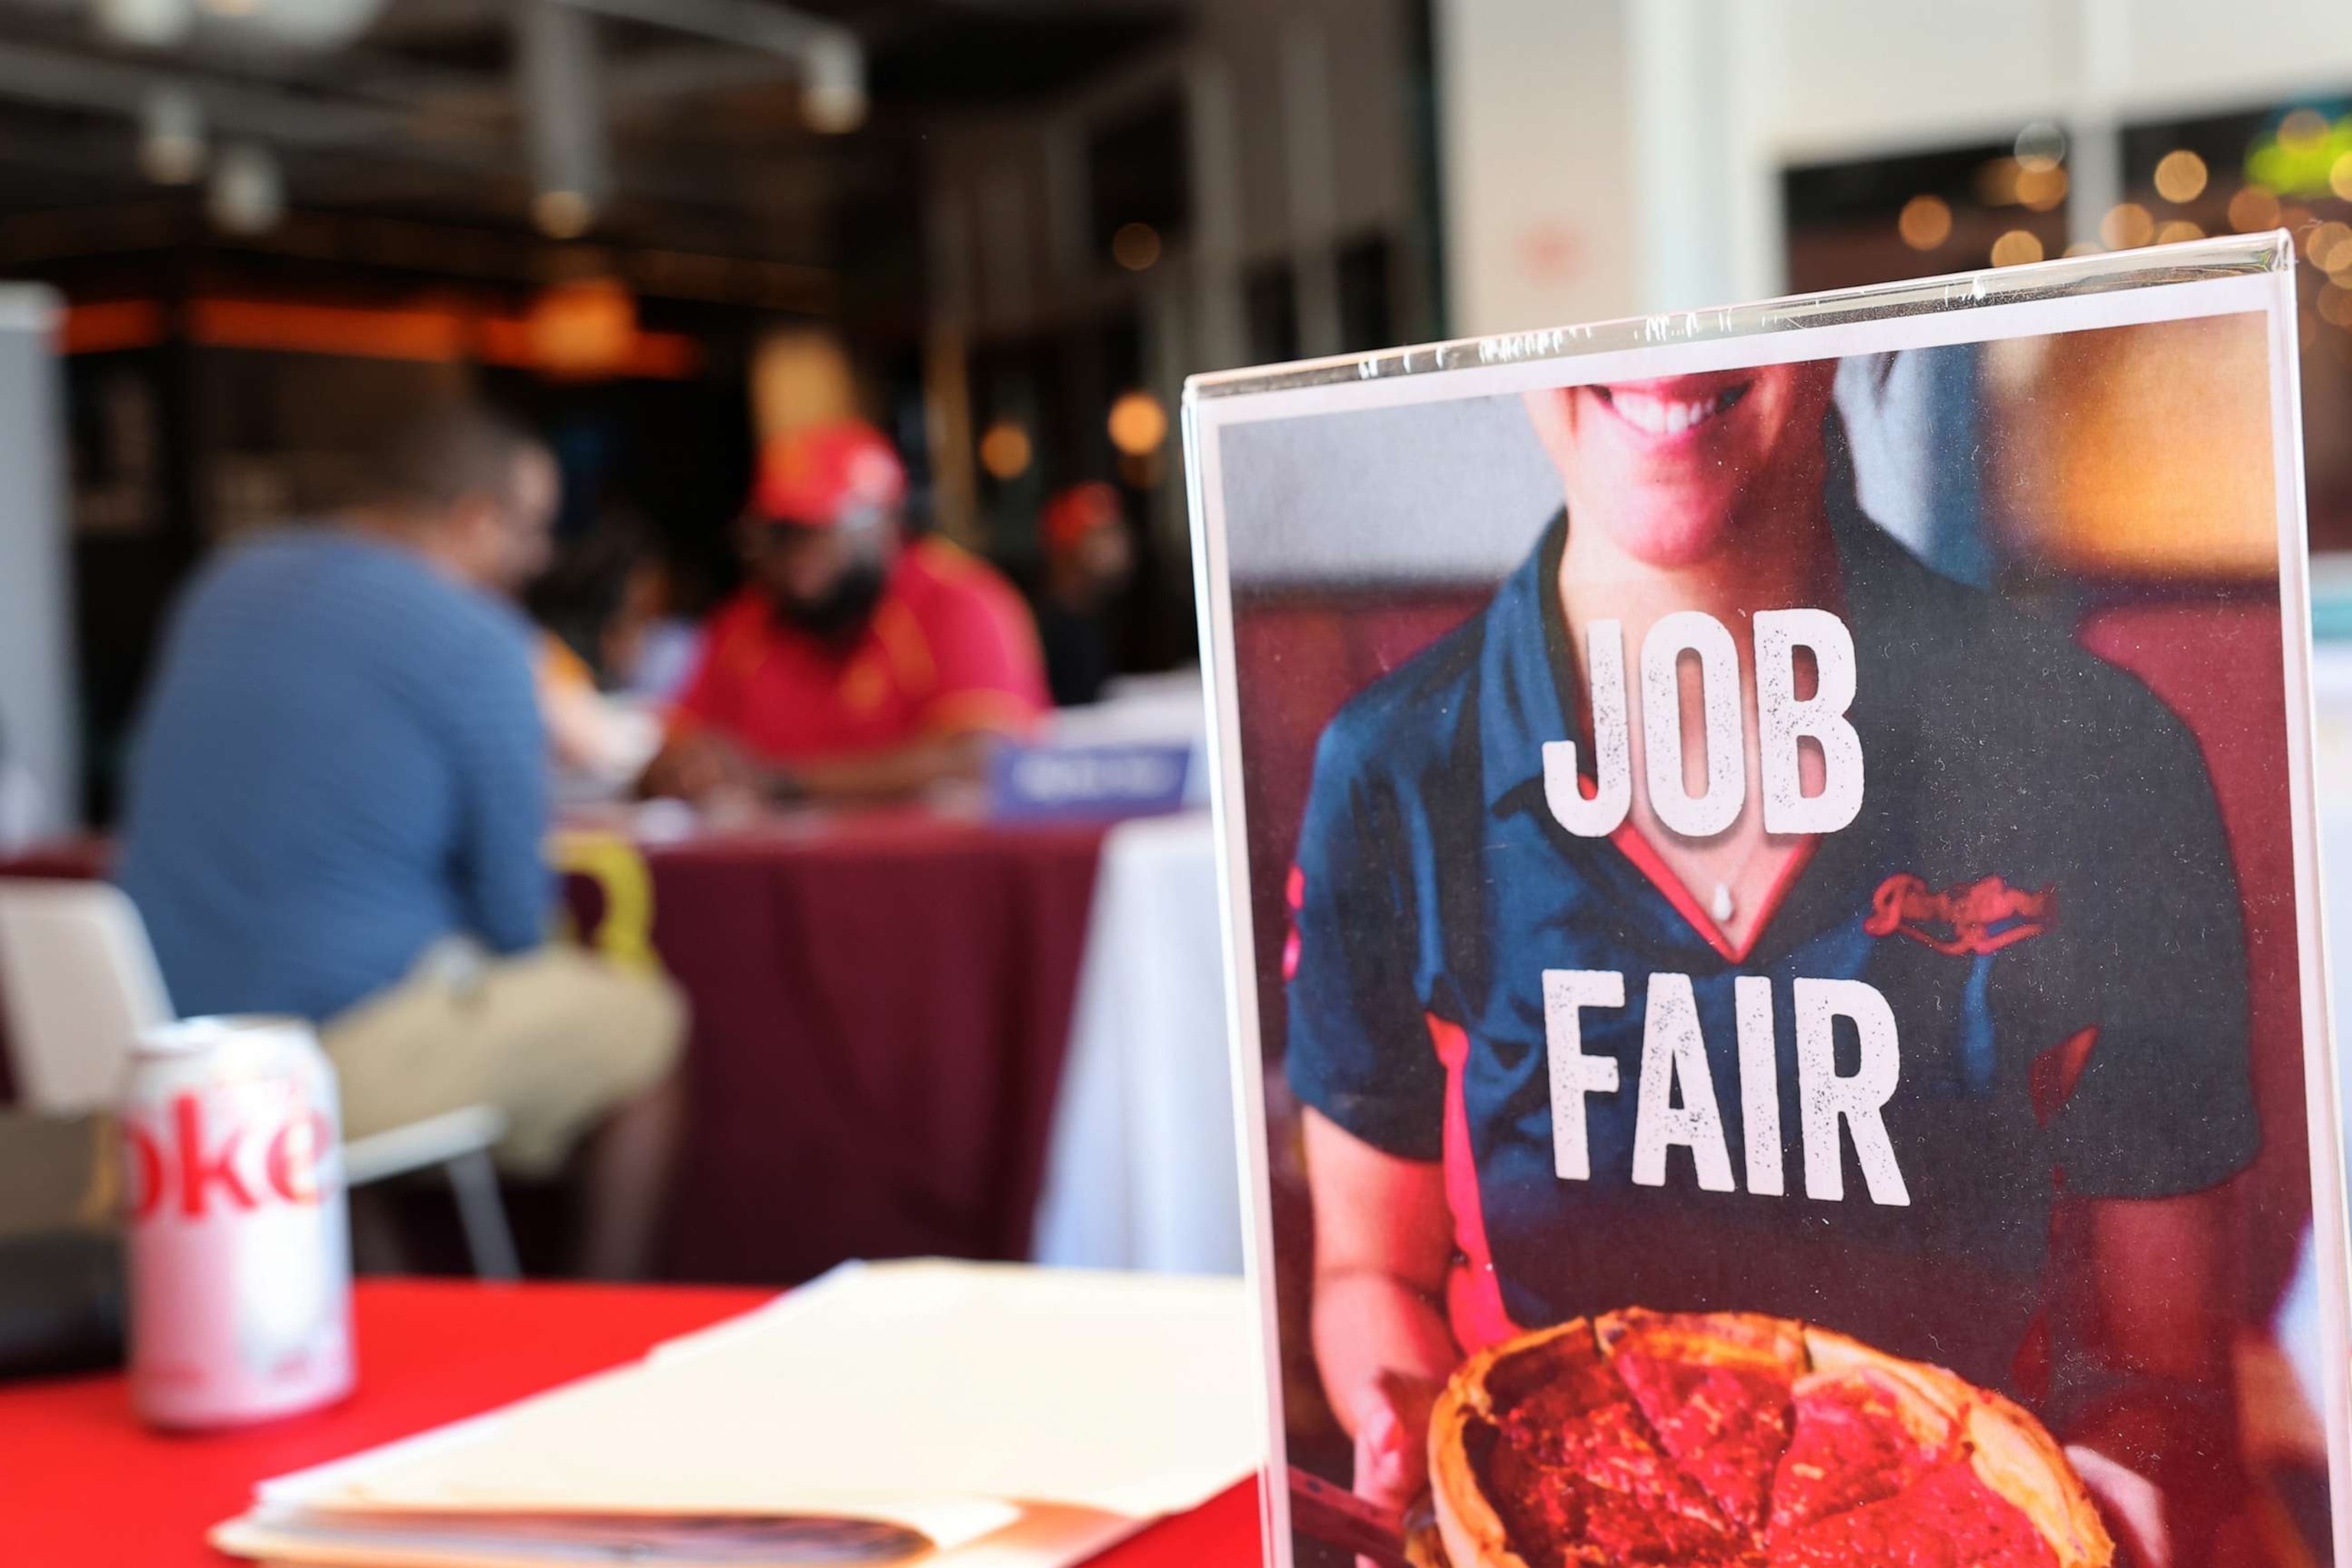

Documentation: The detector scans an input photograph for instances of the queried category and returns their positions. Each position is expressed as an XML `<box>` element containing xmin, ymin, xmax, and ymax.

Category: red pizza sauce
<box><xmin>1766</xmin><ymin>1461</ymin><xmax>2060</xmax><ymax>1568</ymax></box>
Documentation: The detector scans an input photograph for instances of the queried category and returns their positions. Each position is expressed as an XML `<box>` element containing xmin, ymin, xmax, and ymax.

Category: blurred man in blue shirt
<box><xmin>117</xmin><ymin>403</ymin><xmax>684</xmax><ymax>1277</ymax></box>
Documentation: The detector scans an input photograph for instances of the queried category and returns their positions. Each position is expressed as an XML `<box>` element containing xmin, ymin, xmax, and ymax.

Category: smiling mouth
<box><xmin>1592</xmin><ymin>381</ymin><xmax>1750</xmax><ymax>436</ymax></box>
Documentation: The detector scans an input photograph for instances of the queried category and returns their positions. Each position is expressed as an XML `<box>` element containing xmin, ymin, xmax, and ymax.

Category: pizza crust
<box><xmin>1963</xmin><ymin>1387</ymin><xmax>2115</xmax><ymax>1568</ymax></box>
<box><xmin>1600</xmin><ymin>1308</ymin><xmax>1808</xmax><ymax>1386</ymax></box>
<box><xmin>1427</xmin><ymin>1318</ymin><xmax>1592</xmax><ymax>1568</ymax></box>
<box><xmin>1426</xmin><ymin>1312</ymin><xmax>2115</xmax><ymax>1568</ymax></box>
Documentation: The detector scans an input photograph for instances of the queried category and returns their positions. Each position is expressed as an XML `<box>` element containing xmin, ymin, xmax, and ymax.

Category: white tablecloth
<box><xmin>1032</xmin><ymin>810</ymin><xmax>1243</xmax><ymax>1274</ymax></box>
<box><xmin>2277</xmin><ymin>646</ymin><xmax>2352</xmax><ymax>1416</ymax></box>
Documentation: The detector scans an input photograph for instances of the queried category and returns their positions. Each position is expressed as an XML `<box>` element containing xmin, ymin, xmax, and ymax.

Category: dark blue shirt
<box><xmin>117</xmin><ymin>529</ymin><xmax>550</xmax><ymax>1022</ymax></box>
<box><xmin>1285</xmin><ymin>498</ymin><xmax>2258</xmax><ymax>1393</ymax></box>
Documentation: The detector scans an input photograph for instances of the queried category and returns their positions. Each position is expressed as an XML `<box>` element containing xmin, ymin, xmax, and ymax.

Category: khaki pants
<box><xmin>324</xmin><ymin>942</ymin><xmax>685</xmax><ymax>1178</ymax></box>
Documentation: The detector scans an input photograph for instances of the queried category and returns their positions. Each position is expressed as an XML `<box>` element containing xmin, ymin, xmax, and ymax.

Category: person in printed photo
<box><xmin>1287</xmin><ymin>361</ymin><xmax>2256</xmax><ymax>1563</ymax></box>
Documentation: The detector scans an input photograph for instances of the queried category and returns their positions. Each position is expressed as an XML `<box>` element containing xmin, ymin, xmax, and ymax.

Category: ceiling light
<box><xmin>207</xmin><ymin>143</ymin><xmax>283</xmax><ymax>234</ymax></box>
<box><xmin>801</xmin><ymin>34</ymin><xmax>867</xmax><ymax>134</ymax></box>
<box><xmin>528</xmin><ymin>276</ymin><xmax>636</xmax><ymax>379</ymax></box>
<box><xmin>93</xmin><ymin>0</ymin><xmax>194</xmax><ymax>47</ymax></box>
<box><xmin>138</xmin><ymin>87</ymin><xmax>207</xmax><ymax>185</ymax></box>
<box><xmin>533</xmin><ymin>188</ymin><xmax>593</xmax><ymax>240</ymax></box>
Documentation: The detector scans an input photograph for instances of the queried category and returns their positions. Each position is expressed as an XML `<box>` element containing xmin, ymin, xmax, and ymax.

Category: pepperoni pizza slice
<box><xmin>1596</xmin><ymin>1308</ymin><xmax>1806</xmax><ymax>1538</ymax></box>
<box><xmin>1768</xmin><ymin>1336</ymin><xmax>1964</xmax><ymax>1534</ymax></box>
<box><xmin>1766</xmin><ymin>1459</ymin><xmax>2059</xmax><ymax>1568</ymax></box>
<box><xmin>1440</xmin><ymin>1321</ymin><xmax>1755</xmax><ymax>1566</ymax></box>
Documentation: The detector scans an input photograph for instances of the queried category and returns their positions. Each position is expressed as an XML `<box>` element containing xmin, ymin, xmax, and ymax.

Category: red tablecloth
<box><xmin>636</xmin><ymin>814</ymin><xmax>1107</xmax><ymax>1281</ymax></box>
<box><xmin>0</xmin><ymin>1277</ymin><xmax>1261</xmax><ymax>1566</ymax></box>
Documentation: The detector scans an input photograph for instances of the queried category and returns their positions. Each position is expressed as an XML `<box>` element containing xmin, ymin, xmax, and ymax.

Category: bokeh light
<box><xmin>2309</xmin><ymin>221</ymin><xmax>2352</xmax><ymax>273</ymax></box>
<box><xmin>978</xmin><ymin>420</ymin><xmax>1032</xmax><ymax>480</ymax></box>
<box><xmin>1989</xmin><ymin>229</ymin><xmax>2043</xmax><ymax>267</ymax></box>
<box><xmin>1897</xmin><ymin>194</ymin><xmax>1952</xmax><ymax>250</ymax></box>
<box><xmin>1106</xmin><ymin>390</ymin><xmax>1168</xmax><ymax>456</ymax></box>
<box><xmin>533</xmin><ymin>190</ymin><xmax>593</xmax><ymax>240</ymax></box>
<box><xmin>1110</xmin><ymin>223</ymin><xmax>1161</xmax><ymax>271</ymax></box>
<box><xmin>2100</xmin><ymin>202</ymin><xmax>2155</xmax><ymax>250</ymax></box>
<box><xmin>2280</xmin><ymin>108</ymin><xmax>2331</xmax><ymax>153</ymax></box>
<box><xmin>2152</xmin><ymin>149</ymin><xmax>2208</xmax><ymax>204</ymax></box>
<box><xmin>528</xmin><ymin>277</ymin><xmax>636</xmax><ymax>378</ymax></box>
<box><xmin>2228</xmin><ymin>186</ymin><xmax>2282</xmax><ymax>233</ymax></box>
<box><xmin>2017</xmin><ymin>165</ymin><xmax>2068</xmax><ymax>211</ymax></box>
<box><xmin>1975</xmin><ymin>158</ymin><xmax>2020</xmax><ymax>207</ymax></box>
<box><xmin>2014</xmin><ymin>122</ymin><xmax>2066</xmax><ymax>174</ymax></box>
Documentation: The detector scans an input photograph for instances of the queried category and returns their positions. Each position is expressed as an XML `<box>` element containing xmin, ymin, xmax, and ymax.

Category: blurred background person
<box><xmin>113</xmin><ymin>402</ymin><xmax>685</xmax><ymax>1279</ymax></box>
<box><xmin>1031</xmin><ymin>482</ymin><xmax>1135</xmax><ymax>708</ymax></box>
<box><xmin>526</xmin><ymin>510</ymin><xmax>672</xmax><ymax>796</ymax></box>
<box><xmin>528</xmin><ymin>508</ymin><xmax>702</xmax><ymax>704</ymax></box>
<box><xmin>641</xmin><ymin>417</ymin><xmax>1047</xmax><ymax>805</ymax></box>
<box><xmin>537</xmin><ymin>629</ymin><xmax>664</xmax><ymax>799</ymax></box>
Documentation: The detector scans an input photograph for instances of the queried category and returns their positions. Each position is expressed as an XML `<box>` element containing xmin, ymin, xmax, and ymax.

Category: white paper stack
<box><xmin>211</xmin><ymin>1260</ymin><xmax>1265</xmax><ymax>1568</ymax></box>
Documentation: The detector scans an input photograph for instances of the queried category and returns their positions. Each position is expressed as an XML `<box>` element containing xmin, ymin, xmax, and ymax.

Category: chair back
<box><xmin>0</xmin><ymin>879</ymin><xmax>175</xmax><ymax>1112</ymax></box>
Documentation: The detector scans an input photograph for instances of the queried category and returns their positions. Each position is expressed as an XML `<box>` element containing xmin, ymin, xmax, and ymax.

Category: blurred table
<box><xmin>615</xmin><ymin>811</ymin><xmax>1109</xmax><ymax>1282</ymax></box>
<box><xmin>0</xmin><ymin>812</ymin><xmax>1116</xmax><ymax>1283</ymax></box>
<box><xmin>1033</xmin><ymin>812</ymin><xmax>1243</xmax><ymax>1275</ymax></box>
<box><xmin>0</xmin><ymin>1276</ymin><xmax>1261</xmax><ymax>1566</ymax></box>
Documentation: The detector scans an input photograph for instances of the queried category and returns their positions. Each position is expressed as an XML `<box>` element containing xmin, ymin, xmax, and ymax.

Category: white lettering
<box><xmin>1794</xmin><ymin>978</ymin><xmax>1910</xmax><ymax>1205</ymax></box>
<box><xmin>1543</xmin><ymin>969</ymin><xmax>1625</xmax><ymax>1181</ymax></box>
<box><xmin>1734</xmin><ymin>975</ymin><xmax>1785</xmax><ymax>1197</ymax></box>
<box><xmin>1755</xmin><ymin>609</ymin><xmax>1865</xmax><ymax>835</ymax></box>
<box><xmin>1543</xmin><ymin>621</ymin><xmax>1632</xmax><ymax>837</ymax></box>
<box><xmin>1641</xmin><ymin>611</ymin><xmax>1744</xmax><ymax>838</ymax></box>
<box><xmin>1630</xmin><ymin>973</ymin><xmax>1736</xmax><ymax>1192</ymax></box>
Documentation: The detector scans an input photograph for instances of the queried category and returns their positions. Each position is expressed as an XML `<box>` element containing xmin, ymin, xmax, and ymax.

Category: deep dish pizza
<box><xmin>1426</xmin><ymin>1309</ymin><xmax>2112</xmax><ymax>1568</ymax></box>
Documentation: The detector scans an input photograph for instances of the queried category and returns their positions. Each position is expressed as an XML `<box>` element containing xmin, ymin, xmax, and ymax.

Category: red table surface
<box><xmin>0</xmin><ymin>1276</ymin><xmax>1261</xmax><ymax>1567</ymax></box>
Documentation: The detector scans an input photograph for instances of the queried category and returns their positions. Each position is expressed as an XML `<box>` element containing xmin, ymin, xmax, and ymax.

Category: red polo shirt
<box><xmin>671</xmin><ymin>537</ymin><xmax>1049</xmax><ymax>763</ymax></box>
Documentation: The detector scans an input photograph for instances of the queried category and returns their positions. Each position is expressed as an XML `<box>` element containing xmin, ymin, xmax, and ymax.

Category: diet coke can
<box><xmin>119</xmin><ymin>1015</ymin><xmax>354</xmax><ymax>1429</ymax></box>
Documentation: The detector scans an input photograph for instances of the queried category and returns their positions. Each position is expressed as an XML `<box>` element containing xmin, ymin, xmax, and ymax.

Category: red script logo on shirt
<box><xmin>1864</xmin><ymin>873</ymin><xmax>2054</xmax><ymax>956</ymax></box>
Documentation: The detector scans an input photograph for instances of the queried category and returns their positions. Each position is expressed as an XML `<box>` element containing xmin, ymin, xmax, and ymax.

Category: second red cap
<box><xmin>1040</xmin><ymin>482</ymin><xmax>1123</xmax><ymax>551</ymax></box>
<box><xmin>750</xmin><ymin>418</ymin><xmax>907</xmax><ymax>529</ymax></box>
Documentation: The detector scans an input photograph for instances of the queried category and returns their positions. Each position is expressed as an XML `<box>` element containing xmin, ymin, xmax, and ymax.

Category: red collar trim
<box><xmin>1605</xmin><ymin>823</ymin><xmax>1819</xmax><ymax>965</ymax></box>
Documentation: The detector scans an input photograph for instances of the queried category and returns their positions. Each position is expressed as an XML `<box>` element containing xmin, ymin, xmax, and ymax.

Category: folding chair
<box><xmin>0</xmin><ymin>879</ymin><xmax>520</xmax><ymax>1279</ymax></box>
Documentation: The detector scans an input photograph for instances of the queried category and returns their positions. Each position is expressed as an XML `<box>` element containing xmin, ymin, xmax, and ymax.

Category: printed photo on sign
<box><xmin>1187</xmin><ymin>247</ymin><xmax>2346</xmax><ymax>1568</ymax></box>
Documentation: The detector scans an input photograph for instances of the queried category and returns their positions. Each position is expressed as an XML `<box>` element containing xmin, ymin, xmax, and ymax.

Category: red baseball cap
<box><xmin>749</xmin><ymin>418</ymin><xmax>907</xmax><ymax>529</ymax></box>
<box><xmin>1040</xmin><ymin>482</ymin><xmax>1122</xmax><ymax>552</ymax></box>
